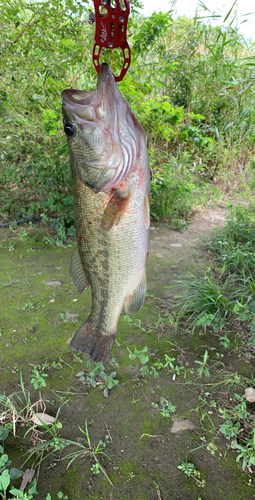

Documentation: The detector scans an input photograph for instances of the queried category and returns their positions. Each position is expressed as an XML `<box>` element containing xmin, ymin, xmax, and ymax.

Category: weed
<box><xmin>152</xmin><ymin>397</ymin><xmax>176</xmax><ymax>417</ymax></box>
<box><xmin>20</xmin><ymin>230</ymin><xmax>36</xmax><ymax>244</ymax></box>
<box><xmin>208</xmin><ymin>205</ymin><xmax>255</xmax><ymax>275</ymax></box>
<box><xmin>196</xmin><ymin>370</ymin><xmax>255</xmax><ymax>473</ymax></box>
<box><xmin>71</xmin><ymin>352</ymin><xmax>83</xmax><ymax>364</ymax></box>
<box><xmin>128</xmin><ymin>345</ymin><xmax>184</xmax><ymax>380</ymax></box>
<box><xmin>20</xmin><ymin>230</ymin><xmax>28</xmax><ymax>241</ymax></box>
<box><xmin>76</xmin><ymin>361</ymin><xmax>119</xmax><ymax>398</ymax></box>
<box><xmin>124</xmin><ymin>315</ymin><xmax>146</xmax><ymax>331</ymax></box>
<box><xmin>100</xmin><ymin>372</ymin><xmax>119</xmax><ymax>398</ymax></box>
<box><xmin>21</xmin><ymin>301</ymin><xmax>35</xmax><ymax>311</ymax></box>
<box><xmin>42</xmin><ymin>222</ymin><xmax>72</xmax><ymax>248</ymax></box>
<box><xmin>0</xmin><ymin>276</ymin><xmax>20</xmax><ymax>288</ymax></box>
<box><xmin>129</xmin><ymin>346</ymin><xmax>150</xmax><ymax>364</ymax></box>
<box><xmin>219</xmin><ymin>333</ymin><xmax>231</xmax><ymax>349</ymax></box>
<box><xmin>178</xmin><ymin>461</ymin><xmax>206</xmax><ymax>488</ymax></box>
<box><xmin>195</xmin><ymin>350</ymin><xmax>211</xmax><ymax>378</ymax></box>
<box><xmin>59</xmin><ymin>311</ymin><xmax>78</xmax><ymax>323</ymax></box>
<box><xmin>51</xmin><ymin>361</ymin><xmax>62</xmax><ymax>370</ymax></box>
<box><xmin>62</xmin><ymin>421</ymin><xmax>113</xmax><ymax>485</ymax></box>
<box><xmin>24</xmin><ymin>401</ymin><xmax>69</xmax><ymax>468</ymax></box>
<box><xmin>30</xmin><ymin>366</ymin><xmax>48</xmax><ymax>390</ymax></box>
<box><xmin>0</xmin><ymin>373</ymin><xmax>35</xmax><ymax>435</ymax></box>
<box><xmin>0</xmin><ymin>426</ymin><xmax>29</xmax><ymax>500</ymax></box>
<box><xmin>127</xmin><ymin>471</ymin><xmax>135</xmax><ymax>480</ymax></box>
<box><xmin>217</xmin><ymin>390</ymin><xmax>255</xmax><ymax>471</ymax></box>
<box><xmin>8</xmin><ymin>481</ymin><xmax>37</xmax><ymax>500</ymax></box>
<box><xmin>91</xmin><ymin>462</ymin><xmax>100</xmax><ymax>475</ymax></box>
<box><xmin>0</xmin><ymin>382</ymin><xmax>112</xmax><ymax>490</ymax></box>
<box><xmin>231</xmin><ymin>440</ymin><xmax>255</xmax><ymax>470</ymax></box>
<box><xmin>5</xmin><ymin>244</ymin><xmax>14</xmax><ymax>252</ymax></box>
<box><xmin>174</xmin><ymin>270</ymin><xmax>232</xmax><ymax>330</ymax></box>
<box><xmin>154</xmin><ymin>354</ymin><xmax>184</xmax><ymax>376</ymax></box>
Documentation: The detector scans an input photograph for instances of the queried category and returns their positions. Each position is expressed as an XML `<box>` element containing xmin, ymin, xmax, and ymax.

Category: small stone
<box><xmin>20</xmin><ymin>469</ymin><xmax>35</xmax><ymax>493</ymax></box>
<box><xmin>171</xmin><ymin>419</ymin><xmax>196</xmax><ymax>433</ymax></box>
<box><xmin>156</xmin><ymin>253</ymin><xmax>163</xmax><ymax>258</ymax></box>
<box><xmin>43</xmin><ymin>280</ymin><xmax>62</xmax><ymax>286</ymax></box>
<box><xmin>169</xmin><ymin>243</ymin><xmax>182</xmax><ymax>248</ymax></box>
<box><xmin>69</xmin><ymin>313</ymin><xmax>79</xmax><ymax>321</ymax></box>
<box><xmin>31</xmin><ymin>413</ymin><xmax>55</xmax><ymax>426</ymax></box>
<box><xmin>244</xmin><ymin>387</ymin><xmax>255</xmax><ymax>402</ymax></box>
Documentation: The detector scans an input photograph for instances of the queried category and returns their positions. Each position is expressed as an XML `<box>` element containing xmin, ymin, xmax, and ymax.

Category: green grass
<box><xmin>207</xmin><ymin>204</ymin><xmax>255</xmax><ymax>275</ymax></box>
<box><xmin>174</xmin><ymin>204</ymin><xmax>255</xmax><ymax>353</ymax></box>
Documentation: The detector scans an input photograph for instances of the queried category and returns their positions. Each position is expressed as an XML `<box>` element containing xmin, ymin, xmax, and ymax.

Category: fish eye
<box><xmin>64</xmin><ymin>122</ymin><xmax>76</xmax><ymax>137</ymax></box>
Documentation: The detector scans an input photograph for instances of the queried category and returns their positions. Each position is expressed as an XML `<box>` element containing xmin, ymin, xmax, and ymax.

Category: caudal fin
<box><xmin>70</xmin><ymin>321</ymin><xmax>116</xmax><ymax>363</ymax></box>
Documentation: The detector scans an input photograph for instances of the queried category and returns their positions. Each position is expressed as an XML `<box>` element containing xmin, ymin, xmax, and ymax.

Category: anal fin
<box><xmin>70</xmin><ymin>321</ymin><xmax>116</xmax><ymax>363</ymax></box>
<box><xmin>70</xmin><ymin>246</ymin><xmax>90</xmax><ymax>295</ymax></box>
<box><xmin>124</xmin><ymin>272</ymin><xmax>146</xmax><ymax>315</ymax></box>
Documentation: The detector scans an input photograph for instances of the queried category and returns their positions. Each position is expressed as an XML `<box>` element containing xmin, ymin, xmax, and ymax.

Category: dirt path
<box><xmin>1</xmin><ymin>207</ymin><xmax>254</xmax><ymax>500</ymax></box>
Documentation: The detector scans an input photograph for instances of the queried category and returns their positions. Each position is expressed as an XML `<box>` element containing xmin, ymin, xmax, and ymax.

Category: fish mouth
<box><xmin>61</xmin><ymin>63</ymin><xmax>114</xmax><ymax>106</ymax></box>
<box><xmin>61</xmin><ymin>89</ymin><xmax>95</xmax><ymax>106</ymax></box>
<box><xmin>62</xmin><ymin>64</ymin><xmax>118</xmax><ymax>121</ymax></box>
<box><xmin>62</xmin><ymin>88</ymin><xmax>96</xmax><ymax>123</ymax></box>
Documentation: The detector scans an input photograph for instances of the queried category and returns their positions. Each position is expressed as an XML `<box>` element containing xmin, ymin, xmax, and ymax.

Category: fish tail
<box><xmin>70</xmin><ymin>321</ymin><xmax>116</xmax><ymax>363</ymax></box>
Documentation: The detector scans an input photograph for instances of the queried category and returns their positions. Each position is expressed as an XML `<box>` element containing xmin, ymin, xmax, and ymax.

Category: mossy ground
<box><xmin>1</xmin><ymin>210</ymin><xmax>255</xmax><ymax>499</ymax></box>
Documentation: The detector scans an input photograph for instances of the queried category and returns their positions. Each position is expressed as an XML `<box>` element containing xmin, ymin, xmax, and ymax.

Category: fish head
<box><xmin>62</xmin><ymin>63</ymin><xmax>146</xmax><ymax>192</ymax></box>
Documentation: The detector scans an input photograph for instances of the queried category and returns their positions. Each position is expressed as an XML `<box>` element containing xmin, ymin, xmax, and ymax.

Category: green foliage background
<box><xmin>1</xmin><ymin>0</ymin><xmax>255</xmax><ymax>232</ymax></box>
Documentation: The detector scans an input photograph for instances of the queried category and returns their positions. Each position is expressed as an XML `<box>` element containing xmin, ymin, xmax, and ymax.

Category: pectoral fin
<box><xmin>125</xmin><ymin>273</ymin><xmax>146</xmax><ymax>315</ymax></box>
<box><xmin>101</xmin><ymin>189</ymin><xmax>131</xmax><ymax>231</ymax></box>
<box><xmin>70</xmin><ymin>246</ymin><xmax>90</xmax><ymax>294</ymax></box>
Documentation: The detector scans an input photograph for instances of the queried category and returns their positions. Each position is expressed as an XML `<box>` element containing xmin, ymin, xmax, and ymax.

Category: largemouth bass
<box><xmin>62</xmin><ymin>63</ymin><xmax>150</xmax><ymax>362</ymax></box>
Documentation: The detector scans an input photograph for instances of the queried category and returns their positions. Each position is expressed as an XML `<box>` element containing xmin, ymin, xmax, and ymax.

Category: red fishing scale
<box><xmin>91</xmin><ymin>0</ymin><xmax>131</xmax><ymax>82</ymax></box>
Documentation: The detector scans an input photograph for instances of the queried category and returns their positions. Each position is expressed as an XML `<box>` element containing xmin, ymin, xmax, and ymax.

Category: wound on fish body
<box><xmin>62</xmin><ymin>63</ymin><xmax>150</xmax><ymax>363</ymax></box>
